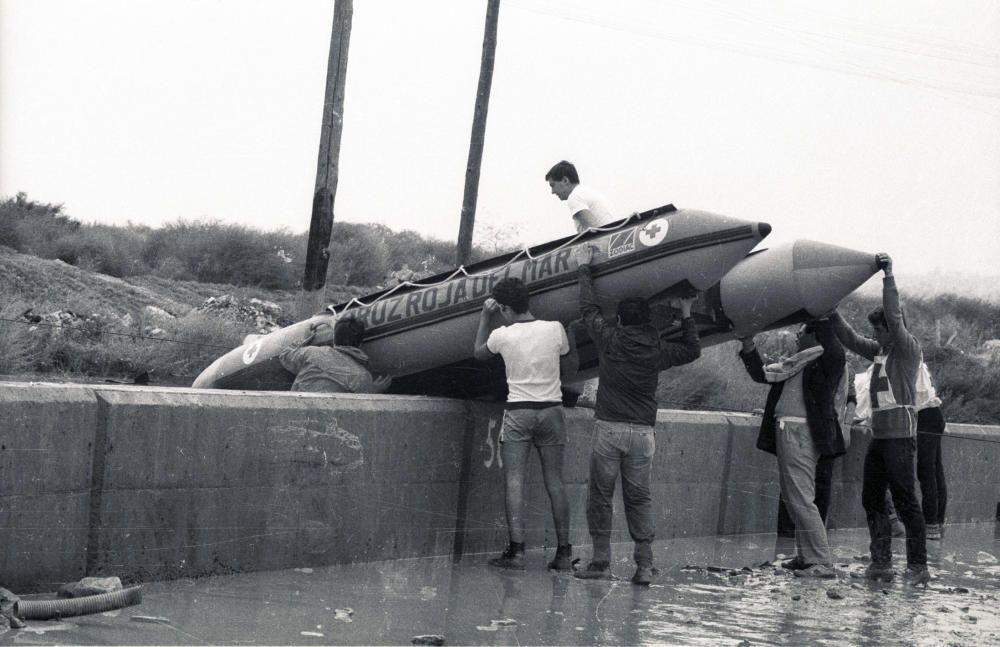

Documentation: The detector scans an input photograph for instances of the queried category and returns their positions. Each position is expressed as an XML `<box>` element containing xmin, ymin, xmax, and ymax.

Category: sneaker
<box><xmin>926</xmin><ymin>523</ymin><xmax>942</xmax><ymax>540</ymax></box>
<box><xmin>864</xmin><ymin>562</ymin><xmax>895</xmax><ymax>582</ymax></box>
<box><xmin>631</xmin><ymin>565</ymin><xmax>658</xmax><ymax>586</ymax></box>
<box><xmin>793</xmin><ymin>564</ymin><xmax>837</xmax><ymax>579</ymax></box>
<box><xmin>547</xmin><ymin>544</ymin><xmax>574</xmax><ymax>571</ymax></box>
<box><xmin>489</xmin><ymin>543</ymin><xmax>525</xmax><ymax>570</ymax></box>
<box><xmin>904</xmin><ymin>564</ymin><xmax>930</xmax><ymax>585</ymax></box>
<box><xmin>573</xmin><ymin>562</ymin><xmax>612</xmax><ymax>580</ymax></box>
<box><xmin>781</xmin><ymin>556</ymin><xmax>809</xmax><ymax>570</ymax></box>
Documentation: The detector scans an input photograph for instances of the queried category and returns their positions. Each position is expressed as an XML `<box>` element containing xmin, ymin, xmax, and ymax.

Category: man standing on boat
<box><xmin>572</xmin><ymin>245</ymin><xmax>701</xmax><ymax>585</ymax></box>
<box><xmin>473</xmin><ymin>278</ymin><xmax>579</xmax><ymax>571</ymax></box>
<box><xmin>545</xmin><ymin>160</ymin><xmax>618</xmax><ymax>233</ymax></box>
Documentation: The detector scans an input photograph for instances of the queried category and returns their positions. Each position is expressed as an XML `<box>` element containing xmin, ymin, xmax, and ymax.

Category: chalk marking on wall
<box><xmin>483</xmin><ymin>417</ymin><xmax>501</xmax><ymax>469</ymax></box>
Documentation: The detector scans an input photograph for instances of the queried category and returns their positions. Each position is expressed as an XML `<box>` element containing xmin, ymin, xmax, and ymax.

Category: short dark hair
<box><xmin>334</xmin><ymin>317</ymin><xmax>366</xmax><ymax>347</ymax></box>
<box><xmin>617</xmin><ymin>297</ymin><xmax>650</xmax><ymax>326</ymax></box>
<box><xmin>545</xmin><ymin>160</ymin><xmax>580</xmax><ymax>184</ymax></box>
<box><xmin>492</xmin><ymin>278</ymin><xmax>530</xmax><ymax>314</ymax></box>
<box><xmin>867</xmin><ymin>306</ymin><xmax>887</xmax><ymax>329</ymax></box>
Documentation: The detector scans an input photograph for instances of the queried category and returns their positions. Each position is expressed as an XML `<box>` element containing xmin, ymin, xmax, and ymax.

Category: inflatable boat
<box><xmin>193</xmin><ymin>205</ymin><xmax>771</xmax><ymax>393</ymax></box>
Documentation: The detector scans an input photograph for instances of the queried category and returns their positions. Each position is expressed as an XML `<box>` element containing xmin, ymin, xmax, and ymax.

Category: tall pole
<box><xmin>456</xmin><ymin>0</ymin><xmax>500</xmax><ymax>267</ymax></box>
<box><xmin>302</xmin><ymin>0</ymin><xmax>353</xmax><ymax>315</ymax></box>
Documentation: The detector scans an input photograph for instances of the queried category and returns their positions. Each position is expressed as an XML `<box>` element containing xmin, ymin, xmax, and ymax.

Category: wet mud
<box><xmin>2</xmin><ymin>523</ymin><xmax>996</xmax><ymax>646</ymax></box>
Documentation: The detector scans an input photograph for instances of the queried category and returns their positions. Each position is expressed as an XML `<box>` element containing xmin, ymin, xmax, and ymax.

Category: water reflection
<box><xmin>1</xmin><ymin>524</ymin><xmax>996</xmax><ymax>646</ymax></box>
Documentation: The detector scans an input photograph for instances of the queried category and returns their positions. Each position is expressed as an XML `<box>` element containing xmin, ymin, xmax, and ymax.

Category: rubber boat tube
<box><xmin>16</xmin><ymin>585</ymin><xmax>143</xmax><ymax>620</ymax></box>
<box><xmin>388</xmin><ymin>239</ymin><xmax>879</xmax><ymax>399</ymax></box>
<box><xmin>193</xmin><ymin>205</ymin><xmax>770</xmax><ymax>392</ymax></box>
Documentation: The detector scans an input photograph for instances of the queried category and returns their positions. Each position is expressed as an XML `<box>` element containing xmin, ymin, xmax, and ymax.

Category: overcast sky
<box><xmin>2</xmin><ymin>0</ymin><xmax>998</xmax><ymax>275</ymax></box>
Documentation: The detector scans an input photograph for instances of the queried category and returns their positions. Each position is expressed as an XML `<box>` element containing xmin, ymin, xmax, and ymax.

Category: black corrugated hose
<box><xmin>16</xmin><ymin>585</ymin><xmax>142</xmax><ymax>620</ymax></box>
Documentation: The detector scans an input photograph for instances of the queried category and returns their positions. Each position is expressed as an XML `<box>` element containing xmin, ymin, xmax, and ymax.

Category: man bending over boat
<box><xmin>572</xmin><ymin>245</ymin><xmax>701</xmax><ymax>585</ymax></box>
<box><xmin>278</xmin><ymin>317</ymin><xmax>392</xmax><ymax>394</ymax></box>
<box><xmin>545</xmin><ymin>160</ymin><xmax>617</xmax><ymax>233</ymax></box>
<box><xmin>474</xmin><ymin>278</ymin><xmax>579</xmax><ymax>570</ymax></box>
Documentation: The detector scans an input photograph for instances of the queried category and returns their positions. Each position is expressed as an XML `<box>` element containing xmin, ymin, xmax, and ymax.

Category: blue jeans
<box><xmin>586</xmin><ymin>419</ymin><xmax>656</xmax><ymax>567</ymax></box>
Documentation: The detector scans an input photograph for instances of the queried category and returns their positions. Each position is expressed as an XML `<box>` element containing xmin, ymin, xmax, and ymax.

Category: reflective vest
<box><xmin>867</xmin><ymin>354</ymin><xmax>917</xmax><ymax>438</ymax></box>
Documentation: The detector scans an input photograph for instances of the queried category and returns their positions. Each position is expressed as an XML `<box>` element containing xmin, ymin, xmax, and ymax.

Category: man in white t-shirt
<box><xmin>473</xmin><ymin>278</ymin><xmax>579</xmax><ymax>571</ymax></box>
<box><xmin>545</xmin><ymin>160</ymin><xmax>617</xmax><ymax>233</ymax></box>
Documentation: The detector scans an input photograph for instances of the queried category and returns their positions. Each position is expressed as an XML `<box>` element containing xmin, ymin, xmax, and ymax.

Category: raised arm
<box><xmin>658</xmin><ymin>296</ymin><xmax>701</xmax><ymax>369</ymax></box>
<box><xmin>575</xmin><ymin>245</ymin><xmax>614</xmax><ymax>351</ymax></box>
<box><xmin>473</xmin><ymin>298</ymin><xmax>501</xmax><ymax>360</ymax></box>
<box><xmin>737</xmin><ymin>336</ymin><xmax>768</xmax><ymax>384</ymax></box>
<box><xmin>877</xmin><ymin>253</ymin><xmax>920</xmax><ymax>357</ymax></box>
<box><xmin>830</xmin><ymin>311</ymin><xmax>879</xmax><ymax>361</ymax></box>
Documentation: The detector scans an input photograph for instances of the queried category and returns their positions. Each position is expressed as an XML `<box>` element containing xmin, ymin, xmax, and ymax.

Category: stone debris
<box><xmin>58</xmin><ymin>576</ymin><xmax>123</xmax><ymax>598</ymax></box>
<box><xmin>21</xmin><ymin>307</ymin><xmax>171</xmax><ymax>339</ymax></box>
<box><xmin>411</xmin><ymin>634</ymin><xmax>446</xmax><ymax>645</ymax></box>
<box><xmin>195</xmin><ymin>295</ymin><xmax>289</xmax><ymax>333</ymax></box>
<box><xmin>976</xmin><ymin>552</ymin><xmax>997</xmax><ymax>564</ymax></box>
<box><xmin>476</xmin><ymin>618</ymin><xmax>518</xmax><ymax>632</ymax></box>
<box><xmin>334</xmin><ymin>608</ymin><xmax>353</xmax><ymax>623</ymax></box>
<box><xmin>0</xmin><ymin>587</ymin><xmax>25</xmax><ymax>633</ymax></box>
<box><xmin>826</xmin><ymin>588</ymin><xmax>845</xmax><ymax>600</ymax></box>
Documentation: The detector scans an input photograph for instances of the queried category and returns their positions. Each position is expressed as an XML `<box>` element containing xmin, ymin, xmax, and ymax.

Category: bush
<box><xmin>327</xmin><ymin>223</ymin><xmax>390</xmax><ymax>286</ymax></box>
<box><xmin>0</xmin><ymin>193</ymin><xmax>80</xmax><ymax>256</ymax></box>
<box><xmin>53</xmin><ymin>224</ymin><xmax>150</xmax><ymax>277</ymax></box>
<box><xmin>144</xmin><ymin>220</ymin><xmax>301</xmax><ymax>289</ymax></box>
<box><xmin>0</xmin><ymin>300</ymin><xmax>44</xmax><ymax>375</ymax></box>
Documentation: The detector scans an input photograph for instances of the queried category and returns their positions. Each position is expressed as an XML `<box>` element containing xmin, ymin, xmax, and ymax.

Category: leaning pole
<box><xmin>302</xmin><ymin>0</ymin><xmax>353</xmax><ymax>318</ymax></box>
<box><xmin>456</xmin><ymin>0</ymin><xmax>501</xmax><ymax>267</ymax></box>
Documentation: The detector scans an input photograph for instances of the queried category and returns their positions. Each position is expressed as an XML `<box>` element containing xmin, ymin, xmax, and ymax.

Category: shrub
<box><xmin>53</xmin><ymin>224</ymin><xmax>150</xmax><ymax>277</ymax></box>
<box><xmin>0</xmin><ymin>193</ymin><xmax>80</xmax><ymax>256</ymax></box>
<box><xmin>327</xmin><ymin>223</ymin><xmax>391</xmax><ymax>286</ymax></box>
<box><xmin>144</xmin><ymin>220</ymin><xmax>300</xmax><ymax>289</ymax></box>
<box><xmin>0</xmin><ymin>300</ymin><xmax>43</xmax><ymax>375</ymax></box>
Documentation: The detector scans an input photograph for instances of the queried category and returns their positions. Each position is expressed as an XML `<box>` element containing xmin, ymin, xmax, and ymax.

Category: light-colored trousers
<box><xmin>776</xmin><ymin>417</ymin><xmax>832</xmax><ymax>566</ymax></box>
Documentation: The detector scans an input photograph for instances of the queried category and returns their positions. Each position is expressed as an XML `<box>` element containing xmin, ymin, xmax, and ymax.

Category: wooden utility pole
<box><xmin>302</xmin><ymin>0</ymin><xmax>353</xmax><ymax>316</ymax></box>
<box><xmin>456</xmin><ymin>0</ymin><xmax>500</xmax><ymax>267</ymax></box>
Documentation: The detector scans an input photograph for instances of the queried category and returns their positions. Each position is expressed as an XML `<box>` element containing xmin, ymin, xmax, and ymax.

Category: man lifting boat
<box><xmin>572</xmin><ymin>244</ymin><xmax>701</xmax><ymax>585</ymax></box>
<box><xmin>278</xmin><ymin>317</ymin><xmax>392</xmax><ymax>394</ymax></box>
<box><xmin>473</xmin><ymin>278</ymin><xmax>579</xmax><ymax>571</ymax></box>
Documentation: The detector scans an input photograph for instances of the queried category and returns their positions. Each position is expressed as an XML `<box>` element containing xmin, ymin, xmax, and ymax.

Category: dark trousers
<box><xmin>916</xmin><ymin>407</ymin><xmax>947</xmax><ymax>525</ymax></box>
<box><xmin>777</xmin><ymin>455</ymin><xmax>834</xmax><ymax>537</ymax></box>
<box><xmin>862</xmin><ymin>437</ymin><xmax>927</xmax><ymax>566</ymax></box>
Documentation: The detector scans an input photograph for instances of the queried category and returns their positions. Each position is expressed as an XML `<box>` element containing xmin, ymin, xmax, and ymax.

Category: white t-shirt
<box><xmin>566</xmin><ymin>184</ymin><xmax>616</xmax><ymax>233</ymax></box>
<box><xmin>487</xmin><ymin>320</ymin><xmax>570</xmax><ymax>403</ymax></box>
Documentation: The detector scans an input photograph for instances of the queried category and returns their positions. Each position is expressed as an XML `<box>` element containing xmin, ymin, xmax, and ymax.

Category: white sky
<box><xmin>2</xmin><ymin>0</ymin><xmax>999</xmax><ymax>274</ymax></box>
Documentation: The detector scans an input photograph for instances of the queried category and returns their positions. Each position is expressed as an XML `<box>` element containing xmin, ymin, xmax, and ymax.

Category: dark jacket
<box><xmin>579</xmin><ymin>265</ymin><xmax>701</xmax><ymax>426</ymax></box>
<box><xmin>740</xmin><ymin>319</ymin><xmax>850</xmax><ymax>457</ymax></box>
<box><xmin>279</xmin><ymin>345</ymin><xmax>376</xmax><ymax>393</ymax></box>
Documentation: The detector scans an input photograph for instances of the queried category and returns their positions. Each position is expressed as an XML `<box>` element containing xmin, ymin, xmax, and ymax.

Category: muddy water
<box><xmin>3</xmin><ymin>523</ymin><xmax>997</xmax><ymax>646</ymax></box>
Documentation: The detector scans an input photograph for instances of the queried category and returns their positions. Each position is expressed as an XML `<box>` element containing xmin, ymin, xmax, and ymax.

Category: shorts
<box><xmin>499</xmin><ymin>405</ymin><xmax>566</xmax><ymax>447</ymax></box>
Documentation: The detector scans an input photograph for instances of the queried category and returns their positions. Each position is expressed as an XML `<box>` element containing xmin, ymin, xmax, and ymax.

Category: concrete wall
<box><xmin>1</xmin><ymin>383</ymin><xmax>997</xmax><ymax>592</ymax></box>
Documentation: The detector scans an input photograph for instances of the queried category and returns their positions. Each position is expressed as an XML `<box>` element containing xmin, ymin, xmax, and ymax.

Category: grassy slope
<box><xmin>1</xmin><ymin>246</ymin><xmax>998</xmax><ymax>423</ymax></box>
<box><xmin>0</xmin><ymin>246</ymin><xmax>360</xmax><ymax>317</ymax></box>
